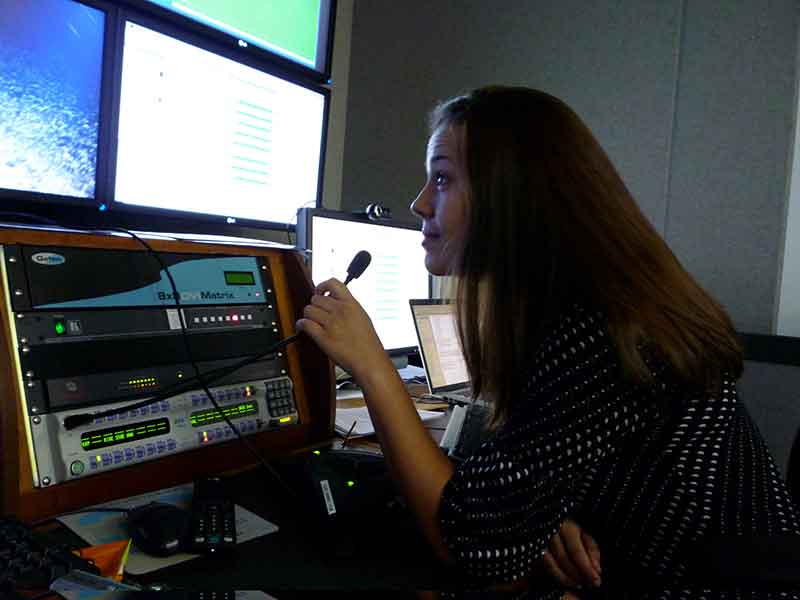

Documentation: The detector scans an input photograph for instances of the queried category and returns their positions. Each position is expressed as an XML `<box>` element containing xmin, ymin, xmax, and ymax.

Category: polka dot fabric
<box><xmin>437</xmin><ymin>304</ymin><xmax>800</xmax><ymax>598</ymax></box>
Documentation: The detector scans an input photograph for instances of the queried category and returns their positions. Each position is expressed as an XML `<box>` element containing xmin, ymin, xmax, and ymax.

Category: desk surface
<box><xmin>151</xmin><ymin>469</ymin><xmax>447</xmax><ymax>593</ymax></box>
<box><xmin>47</xmin><ymin>465</ymin><xmax>456</xmax><ymax>596</ymax></box>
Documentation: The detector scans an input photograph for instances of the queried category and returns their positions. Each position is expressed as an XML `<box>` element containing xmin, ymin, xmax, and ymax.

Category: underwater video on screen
<box><xmin>0</xmin><ymin>0</ymin><xmax>104</xmax><ymax>199</ymax></box>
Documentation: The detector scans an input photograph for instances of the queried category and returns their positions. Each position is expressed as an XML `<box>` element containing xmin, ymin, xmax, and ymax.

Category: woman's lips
<box><xmin>422</xmin><ymin>235</ymin><xmax>439</xmax><ymax>249</ymax></box>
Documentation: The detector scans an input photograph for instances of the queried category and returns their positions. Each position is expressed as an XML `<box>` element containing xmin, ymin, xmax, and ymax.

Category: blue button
<box><xmin>124</xmin><ymin>448</ymin><xmax>134</xmax><ymax>461</ymax></box>
<box><xmin>167</xmin><ymin>439</ymin><xmax>176</xmax><ymax>450</ymax></box>
<box><xmin>151</xmin><ymin>404</ymin><xmax>160</xmax><ymax>414</ymax></box>
<box><xmin>161</xmin><ymin>401</ymin><xmax>169</xmax><ymax>411</ymax></box>
<box><xmin>146</xmin><ymin>444</ymin><xmax>155</xmax><ymax>456</ymax></box>
<box><xmin>136</xmin><ymin>446</ymin><xmax>145</xmax><ymax>458</ymax></box>
<box><xmin>156</xmin><ymin>441</ymin><xmax>166</xmax><ymax>453</ymax></box>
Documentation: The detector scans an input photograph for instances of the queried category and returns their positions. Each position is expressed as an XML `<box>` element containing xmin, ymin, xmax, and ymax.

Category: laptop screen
<box><xmin>410</xmin><ymin>300</ymin><xmax>470</xmax><ymax>394</ymax></box>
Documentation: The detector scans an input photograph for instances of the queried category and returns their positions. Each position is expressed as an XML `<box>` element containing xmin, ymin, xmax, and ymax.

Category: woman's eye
<box><xmin>434</xmin><ymin>172</ymin><xmax>449</xmax><ymax>187</ymax></box>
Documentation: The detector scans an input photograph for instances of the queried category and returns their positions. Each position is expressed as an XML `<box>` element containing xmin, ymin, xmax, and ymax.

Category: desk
<box><xmin>335</xmin><ymin>388</ymin><xmax>452</xmax><ymax>446</ymax></box>
<box><xmin>45</xmin><ymin>456</ymin><xmax>457</xmax><ymax>596</ymax></box>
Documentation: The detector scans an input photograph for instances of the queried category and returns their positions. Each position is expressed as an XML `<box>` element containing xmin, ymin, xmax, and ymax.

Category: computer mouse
<box><xmin>126</xmin><ymin>501</ymin><xmax>190</xmax><ymax>557</ymax></box>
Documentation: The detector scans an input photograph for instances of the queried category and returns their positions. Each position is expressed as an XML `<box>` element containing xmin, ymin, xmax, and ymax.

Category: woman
<box><xmin>297</xmin><ymin>86</ymin><xmax>799</xmax><ymax>597</ymax></box>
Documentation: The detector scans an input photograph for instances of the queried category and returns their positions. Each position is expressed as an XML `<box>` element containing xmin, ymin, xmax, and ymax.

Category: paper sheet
<box><xmin>335</xmin><ymin>406</ymin><xmax>444</xmax><ymax>437</ymax></box>
<box><xmin>57</xmin><ymin>483</ymin><xmax>278</xmax><ymax>575</ymax></box>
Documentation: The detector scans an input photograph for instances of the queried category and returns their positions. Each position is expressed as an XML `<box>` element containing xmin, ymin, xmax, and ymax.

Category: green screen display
<box><xmin>81</xmin><ymin>418</ymin><xmax>170</xmax><ymax>451</ymax></box>
<box><xmin>191</xmin><ymin>401</ymin><xmax>258</xmax><ymax>427</ymax></box>
<box><xmin>224</xmin><ymin>271</ymin><xmax>256</xmax><ymax>285</ymax></box>
<box><xmin>149</xmin><ymin>1</ymin><xmax>321</xmax><ymax>66</ymax></box>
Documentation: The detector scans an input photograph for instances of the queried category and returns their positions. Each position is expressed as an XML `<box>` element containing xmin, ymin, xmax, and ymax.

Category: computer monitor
<box><xmin>296</xmin><ymin>208</ymin><xmax>430</xmax><ymax>356</ymax></box>
<box><xmin>135</xmin><ymin>0</ymin><xmax>335</xmax><ymax>79</ymax></box>
<box><xmin>112</xmin><ymin>20</ymin><xmax>327</xmax><ymax>229</ymax></box>
<box><xmin>0</xmin><ymin>0</ymin><xmax>105</xmax><ymax>200</ymax></box>
<box><xmin>409</xmin><ymin>300</ymin><xmax>470</xmax><ymax>394</ymax></box>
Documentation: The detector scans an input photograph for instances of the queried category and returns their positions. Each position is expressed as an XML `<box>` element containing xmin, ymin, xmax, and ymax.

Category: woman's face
<box><xmin>410</xmin><ymin>125</ymin><xmax>469</xmax><ymax>276</ymax></box>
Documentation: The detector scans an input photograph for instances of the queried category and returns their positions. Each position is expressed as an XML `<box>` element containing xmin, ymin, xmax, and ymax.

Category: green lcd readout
<box><xmin>81</xmin><ymin>418</ymin><xmax>170</xmax><ymax>451</ymax></box>
<box><xmin>224</xmin><ymin>271</ymin><xmax>256</xmax><ymax>286</ymax></box>
<box><xmin>191</xmin><ymin>402</ymin><xmax>258</xmax><ymax>427</ymax></box>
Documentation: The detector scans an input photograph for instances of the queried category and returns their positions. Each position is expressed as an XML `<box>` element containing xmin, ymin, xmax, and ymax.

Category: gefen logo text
<box><xmin>31</xmin><ymin>252</ymin><xmax>66</xmax><ymax>266</ymax></box>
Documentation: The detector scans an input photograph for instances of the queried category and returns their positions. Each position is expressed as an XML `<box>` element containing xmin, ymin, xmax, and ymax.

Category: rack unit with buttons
<box><xmin>0</xmin><ymin>227</ymin><xmax>334</xmax><ymax>522</ymax></box>
<box><xmin>31</xmin><ymin>376</ymin><xmax>298</xmax><ymax>485</ymax></box>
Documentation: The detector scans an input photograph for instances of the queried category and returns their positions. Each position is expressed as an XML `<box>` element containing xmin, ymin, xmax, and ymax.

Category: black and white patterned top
<box><xmin>438</xmin><ymin>303</ymin><xmax>800</xmax><ymax>598</ymax></box>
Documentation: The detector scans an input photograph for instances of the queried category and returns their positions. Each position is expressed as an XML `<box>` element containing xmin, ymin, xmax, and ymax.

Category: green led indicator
<box><xmin>312</xmin><ymin>450</ymin><xmax>321</xmax><ymax>455</ymax></box>
<box><xmin>347</xmin><ymin>481</ymin><xmax>355</xmax><ymax>487</ymax></box>
<box><xmin>54</xmin><ymin>321</ymin><xmax>66</xmax><ymax>335</ymax></box>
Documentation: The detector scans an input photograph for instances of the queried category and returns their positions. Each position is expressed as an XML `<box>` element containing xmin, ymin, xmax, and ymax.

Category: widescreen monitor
<box><xmin>138</xmin><ymin>0</ymin><xmax>334</xmax><ymax>77</ymax></box>
<box><xmin>0</xmin><ymin>0</ymin><xmax>105</xmax><ymax>200</ymax></box>
<box><xmin>113</xmin><ymin>21</ymin><xmax>327</xmax><ymax>228</ymax></box>
<box><xmin>297</xmin><ymin>209</ymin><xmax>430</xmax><ymax>355</ymax></box>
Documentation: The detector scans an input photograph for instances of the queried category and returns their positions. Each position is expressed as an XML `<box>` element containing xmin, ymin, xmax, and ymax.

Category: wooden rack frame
<box><xmin>0</xmin><ymin>227</ymin><xmax>334</xmax><ymax>521</ymax></box>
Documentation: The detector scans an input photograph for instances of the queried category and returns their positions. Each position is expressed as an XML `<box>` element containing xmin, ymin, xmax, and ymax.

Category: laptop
<box><xmin>409</xmin><ymin>299</ymin><xmax>472</xmax><ymax>404</ymax></box>
<box><xmin>409</xmin><ymin>299</ymin><xmax>489</xmax><ymax>459</ymax></box>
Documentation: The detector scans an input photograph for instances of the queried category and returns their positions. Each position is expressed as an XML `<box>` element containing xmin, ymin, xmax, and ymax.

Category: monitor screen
<box><xmin>0</xmin><ymin>0</ymin><xmax>104</xmax><ymax>199</ymax></box>
<box><xmin>410</xmin><ymin>301</ymin><xmax>469</xmax><ymax>392</ymax></box>
<box><xmin>300</xmin><ymin>211</ymin><xmax>430</xmax><ymax>353</ymax></box>
<box><xmin>114</xmin><ymin>21</ymin><xmax>326</xmax><ymax>228</ymax></box>
<box><xmin>139</xmin><ymin>0</ymin><xmax>332</xmax><ymax>76</ymax></box>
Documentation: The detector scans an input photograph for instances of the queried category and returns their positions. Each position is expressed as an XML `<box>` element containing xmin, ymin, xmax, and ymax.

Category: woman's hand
<box><xmin>296</xmin><ymin>278</ymin><xmax>392</xmax><ymax>382</ymax></box>
<box><xmin>541</xmin><ymin>519</ymin><xmax>602</xmax><ymax>589</ymax></box>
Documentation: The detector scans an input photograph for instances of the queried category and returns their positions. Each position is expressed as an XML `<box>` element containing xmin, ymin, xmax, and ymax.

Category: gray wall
<box><xmin>340</xmin><ymin>0</ymin><xmax>799</xmax><ymax>334</ymax></box>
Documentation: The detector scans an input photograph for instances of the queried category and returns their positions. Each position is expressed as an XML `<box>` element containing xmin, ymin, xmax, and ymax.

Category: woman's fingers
<box><xmin>302</xmin><ymin>304</ymin><xmax>332</xmax><ymax>328</ymax></box>
<box><xmin>560</xmin><ymin>521</ymin><xmax>601</xmax><ymax>586</ymax></box>
<box><xmin>315</xmin><ymin>277</ymin><xmax>351</xmax><ymax>299</ymax></box>
<box><xmin>581</xmin><ymin>530</ymin><xmax>602</xmax><ymax>575</ymax></box>
<box><xmin>309</xmin><ymin>293</ymin><xmax>338</xmax><ymax>311</ymax></box>
<box><xmin>549</xmin><ymin>533</ymin><xmax>583</xmax><ymax>585</ymax></box>
<box><xmin>542</xmin><ymin>549</ymin><xmax>580</xmax><ymax>588</ymax></box>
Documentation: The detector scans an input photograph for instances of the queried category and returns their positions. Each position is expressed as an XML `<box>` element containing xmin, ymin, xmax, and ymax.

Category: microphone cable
<box><xmin>1</xmin><ymin>214</ymin><xmax>292</xmax><ymax>495</ymax></box>
<box><xmin>0</xmin><ymin>212</ymin><xmax>373</xmax><ymax>497</ymax></box>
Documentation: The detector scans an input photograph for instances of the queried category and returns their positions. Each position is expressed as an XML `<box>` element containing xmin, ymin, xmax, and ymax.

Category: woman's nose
<box><xmin>410</xmin><ymin>184</ymin><xmax>432</xmax><ymax>218</ymax></box>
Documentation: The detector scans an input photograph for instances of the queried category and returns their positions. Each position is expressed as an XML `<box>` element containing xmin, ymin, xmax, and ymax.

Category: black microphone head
<box><xmin>346</xmin><ymin>250</ymin><xmax>372</xmax><ymax>281</ymax></box>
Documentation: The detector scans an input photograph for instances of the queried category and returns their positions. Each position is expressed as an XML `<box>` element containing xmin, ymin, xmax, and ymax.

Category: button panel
<box><xmin>37</xmin><ymin>377</ymin><xmax>299</xmax><ymax>485</ymax></box>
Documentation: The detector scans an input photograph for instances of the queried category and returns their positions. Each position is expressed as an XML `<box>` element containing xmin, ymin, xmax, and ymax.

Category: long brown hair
<box><xmin>430</xmin><ymin>86</ymin><xmax>742</xmax><ymax>428</ymax></box>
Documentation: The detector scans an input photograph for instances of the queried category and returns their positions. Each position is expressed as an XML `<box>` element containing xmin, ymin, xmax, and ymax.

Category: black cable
<box><xmin>101</xmin><ymin>226</ymin><xmax>297</xmax><ymax>498</ymax></box>
<box><xmin>63</xmin><ymin>334</ymin><xmax>298</xmax><ymax>429</ymax></box>
<box><xmin>0</xmin><ymin>211</ymin><xmax>296</xmax><ymax>428</ymax></box>
<box><xmin>0</xmin><ymin>212</ymin><xmax>299</xmax><ymax>497</ymax></box>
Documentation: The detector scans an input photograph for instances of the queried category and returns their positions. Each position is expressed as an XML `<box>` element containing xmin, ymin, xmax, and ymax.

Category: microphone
<box><xmin>343</xmin><ymin>250</ymin><xmax>371</xmax><ymax>285</ymax></box>
<box><xmin>63</xmin><ymin>250</ymin><xmax>373</xmax><ymax>431</ymax></box>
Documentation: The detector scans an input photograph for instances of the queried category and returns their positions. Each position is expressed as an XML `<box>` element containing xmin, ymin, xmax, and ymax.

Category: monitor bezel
<box><xmin>112</xmin><ymin>0</ymin><xmax>336</xmax><ymax>83</ymax></box>
<box><xmin>409</xmin><ymin>298</ymin><xmax>471</xmax><ymax>395</ymax></box>
<box><xmin>0</xmin><ymin>0</ymin><xmax>117</xmax><ymax>212</ymax></box>
<box><xmin>0</xmin><ymin>0</ymin><xmax>330</xmax><ymax>240</ymax></box>
<box><xmin>296</xmin><ymin>207</ymin><xmax>431</xmax><ymax>357</ymax></box>
<box><xmin>104</xmin><ymin>9</ymin><xmax>330</xmax><ymax>234</ymax></box>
